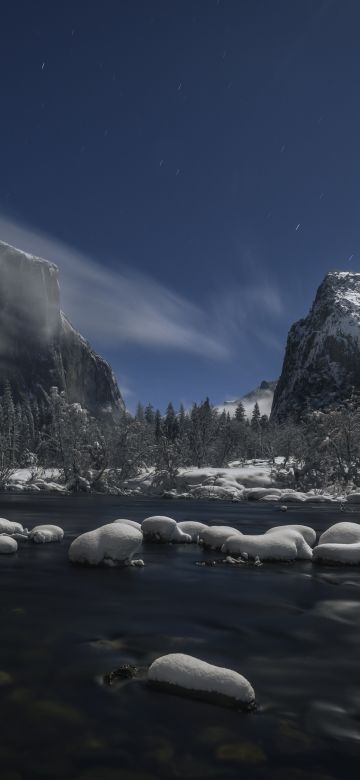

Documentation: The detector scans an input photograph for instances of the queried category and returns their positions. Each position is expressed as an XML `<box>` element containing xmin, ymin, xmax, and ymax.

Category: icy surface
<box><xmin>69</xmin><ymin>523</ymin><xmax>143</xmax><ymax>566</ymax></box>
<box><xmin>200</xmin><ymin>525</ymin><xmax>242</xmax><ymax>550</ymax></box>
<box><xmin>148</xmin><ymin>653</ymin><xmax>255</xmax><ymax>705</ymax></box>
<box><xmin>319</xmin><ymin>522</ymin><xmax>360</xmax><ymax>545</ymax></box>
<box><xmin>29</xmin><ymin>525</ymin><xmax>64</xmax><ymax>544</ymax></box>
<box><xmin>222</xmin><ymin>529</ymin><xmax>313</xmax><ymax>561</ymax></box>
<box><xmin>0</xmin><ymin>536</ymin><xmax>18</xmax><ymax>554</ymax></box>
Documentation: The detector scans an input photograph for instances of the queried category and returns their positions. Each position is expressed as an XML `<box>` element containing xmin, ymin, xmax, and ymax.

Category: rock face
<box><xmin>0</xmin><ymin>240</ymin><xmax>124</xmax><ymax>417</ymax></box>
<box><xmin>272</xmin><ymin>271</ymin><xmax>360</xmax><ymax>420</ymax></box>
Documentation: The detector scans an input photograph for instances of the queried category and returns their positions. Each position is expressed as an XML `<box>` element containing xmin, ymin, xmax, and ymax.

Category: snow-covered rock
<box><xmin>313</xmin><ymin>542</ymin><xmax>360</xmax><ymax>564</ymax></box>
<box><xmin>222</xmin><ymin>529</ymin><xmax>313</xmax><ymax>561</ymax></box>
<box><xmin>177</xmin><ymin>521</ymin><xmax>208</xmax><ymax>542</ymax></box>
<box><xmin>280</xmin><ymin>492</ymin><xmax>308</xmax><ymax>503</ymax></box>
<box><xmin>244</xmin><ymin>487</ymin><xmax>283</xmax><ymax>500</ymax></box>
<box><xmin>190</xmin><ymin>485</ymin><xmax>243</xmax><ymax>500</ymax></box>
<box><xmin>200</xmin><ymin>525</ymin><xmax>242</xmax><ymax>550</ymax></box>
<box><xmin>266</xmin><ymin>524</ymin><xmax>317</xmax><ymax>547</ymax></box>
<box><xmin>0</xmin><ymin>536</ymin><xmax>18</xmax><ymax>554</ymax></box>
<box><xmin>113</xmin><ymin>518</ymin><xmax>142</xmax><ymax>531</ymax></box>
<box><xmin>272</xmin><ymin>271</ymin><xmax>360</xmax><ymax>420</ymax></box>
<box><xmin>318</xmin><ymin>522</ymin><xmax>360</xmax><ymax>545</ymax></box>
<box><xmin>141</xmin><ymin>516</ymin><xmax>191</xmax><ymax>544</ymax></box>
<box><xmin>148</xmin><ymin>653</ymin><xmax>255</xmax><ymax>709</ymax></box>
<box><xmin>0</xmin><ymin>518</ymin><xmax>24</xmax><ymax>535</ymax></box>
<box><xmin>29</xmin><ymin>525</ymin><xmax>64</xmax><ymax>544</ymax></box>
<box><xmin>69</xmin><ymin>523</ymin><xmax>143</xmax><ymax>566</ymax></box>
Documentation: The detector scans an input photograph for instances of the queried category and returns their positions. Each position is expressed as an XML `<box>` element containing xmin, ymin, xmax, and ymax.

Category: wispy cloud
<box><xmin>0</xmin><ymin>215</ymin><xmax>285</xmax><ymax>362</ymax></box>
<box><xmin>0</xmin><ymin>216</ymin><xmax>228</xmax><ymax>359</ymax></box>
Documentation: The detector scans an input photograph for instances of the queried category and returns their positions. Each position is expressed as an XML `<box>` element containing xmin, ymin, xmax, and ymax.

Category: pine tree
<box><xmin>154</xmin><ymin>409</ymin><xmax>162</xmax><ymax>442</ymax></box>
<box><xmin>251</xmin><ymin>402</ymin><xmax>261</xmax><ymax>431</ymax></box>
<box><xmin>235</xmin><ymin>402</ymin><xmax>246</xmax><ymax>422</ymax></box>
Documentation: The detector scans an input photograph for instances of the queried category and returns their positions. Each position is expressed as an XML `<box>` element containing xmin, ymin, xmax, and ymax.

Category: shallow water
<box><xmin>1</xmin><ymin>495</ymin><xmax>360</xmax><ymax>780</ymax></box>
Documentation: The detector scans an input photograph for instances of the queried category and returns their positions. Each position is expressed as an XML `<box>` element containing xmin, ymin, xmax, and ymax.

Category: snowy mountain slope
<box><xmin>0</xmin><ymin>240</ymin><xmax>124</xmax><ymax>417</ymax></box>
<box><xmin>216</xmin><ymin>380</ymin><xmax>277</xmax><ymax>418</ymax></box>
<box><xmin>271</xmin><ymin>271</ymin><xmax>360</xmax><ymax>420</ymax></box>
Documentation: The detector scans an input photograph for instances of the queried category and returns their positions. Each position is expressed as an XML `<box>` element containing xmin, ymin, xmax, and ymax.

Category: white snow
<box><xmin>148</xmin><ymin>653</ymin><xmax>255</xmax><ymax>707</ymax></box>
<box><xmin>266</xmin><ymin>524</ymin><xmax>317</xmax><ymax>547</ymax></box>
<box><xmin>0</xmin><ymin>536</ymin><xmax>18</xmax><ymax>554</ymax></box>
<box><xmin>113</xmin><ymin>518</ymin><xmax>142</xmax><ymax>531</ymax></box>
<box><xmin>313</xmin><ymin>542</ymin><xmax>360</xmax><ymax>564</ymax></box>
<box><xmin>141</xmin><ymin>516</ymin><xmax>191</xmax><ymax>544</ymax></box>
<box><xmin>177</xmin><ymin>521</ymin><xmax>209</xmax><ymax>542</ymax></box>
<box><xmin>200</xmin><ymin>525</ymin><xmax>242</xmax><ymax>550</ymax></box>
<box><xmin>0</xmin><ymin>518</ymin><xmax>24</xmax><ymax>535</ymax></box>
<box><xmin>318</xmin><ymin>522</ymin><xmax>360</xmax><ymax>545</ymax></box>
<box><xmin>69</xmin><ymin>523</ymin><xmax>143</xmax><ymax>566</ymax></box>
<box><xmin>222</xmin><ymin>529</ymin><xmax>313</xmax><ymax>561</ymax></box>
<box><xmin>29</xmin><ymin>525</ymin><xmax>64</xmax><ymax>544</ymax></box>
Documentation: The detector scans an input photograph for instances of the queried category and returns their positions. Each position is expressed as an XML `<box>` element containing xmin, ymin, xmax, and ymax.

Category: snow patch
<box><xmin>69</xmin><ymin>523</ymin><xmax>143</xmax><ymax>566</ymax></box>
<box><xmin>148</xmin><ymin>653</ymin><xmax>255</xmax><ymax>708</ymax></box>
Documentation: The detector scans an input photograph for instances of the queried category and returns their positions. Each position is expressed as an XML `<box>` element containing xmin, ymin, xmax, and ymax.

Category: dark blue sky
<box><xmin>1</xmin><ymin>0</ymin><xmax>359</xmax><ymax>411</ymax></box>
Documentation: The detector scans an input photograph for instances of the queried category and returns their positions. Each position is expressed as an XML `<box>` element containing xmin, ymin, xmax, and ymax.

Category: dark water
<box><xmin>1</xmin><ymin>496</ymin><xmax>360</xmax><ymax>780</ymax></box>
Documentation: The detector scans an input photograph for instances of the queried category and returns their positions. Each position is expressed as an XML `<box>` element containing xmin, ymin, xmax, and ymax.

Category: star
<box><xmin>41</xmin><ymin>61</ymin><xmax>46</xmax><ymax>70</ymax></box>
<box><xmin>159</xmin><ymin>159</ymin><xmax>164</xmax><ymax>167</ymax></box>
<box><xmin>280</xmin><ymin>144</ymin><xmax>286</xmax><ymax>152</ymax></box>
<box><xmin>295</xmin><ymin>223</ymin><xmax>301</xmax><ymax>231</ymax></box>
<box><xmin>319</xmin><ymin>192</ymin><xmax>324</xmax><ymax>199</ymax></box>
<box><xmin>348</xmin><ymin>254</ymin><xmax>354</xmax><ymax>262</ymax></box>
<box><xmin>177</xmin><ymin>81</ymin><xmax>182</xmax><ymax>91</ymax></box>
<box><xmin>175</xmin><ymin>168</ymin><xmax>181</xmax><ymax>176</ymax></box>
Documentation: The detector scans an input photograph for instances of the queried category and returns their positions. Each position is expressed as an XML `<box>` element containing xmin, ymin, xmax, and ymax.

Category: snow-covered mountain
<box><xmin>272</xmin><ymin>271</ymin><xmax>360</xmax><ymax>420</ymax></box>
<box><xmin>0</xmin><ymin>240</ymin><xmax>124</xmax><ymax>417</ymax></box>
<box><xmin>216</xmin><ymin>380</ymin><xmax>277</xmax><ymax>419</ymax></box>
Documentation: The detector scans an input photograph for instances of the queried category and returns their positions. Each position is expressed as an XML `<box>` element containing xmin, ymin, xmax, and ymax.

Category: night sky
<box><xmin>0</xmin><ymin>0</ymin><xmax>359</xmax><ymax>411</ymax></box>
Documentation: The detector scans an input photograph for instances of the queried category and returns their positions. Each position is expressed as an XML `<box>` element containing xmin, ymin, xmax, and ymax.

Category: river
<box><xmin>0</xmin><ymin>495</ymin><xmax>360</xmax><ymax>780</ymax></box>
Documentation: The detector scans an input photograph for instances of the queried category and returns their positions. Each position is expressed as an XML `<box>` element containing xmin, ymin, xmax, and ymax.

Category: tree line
<box><xmin>1</xmin><ymin>380</ymin><xmax>360</xmax><ymax>492</ymax></box>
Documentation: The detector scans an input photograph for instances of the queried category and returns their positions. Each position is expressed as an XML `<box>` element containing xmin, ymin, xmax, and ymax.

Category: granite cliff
<box><xmin>0</xmin><ymin>240</ymin><xmax>124</xmax><ymax>417</ymax></box>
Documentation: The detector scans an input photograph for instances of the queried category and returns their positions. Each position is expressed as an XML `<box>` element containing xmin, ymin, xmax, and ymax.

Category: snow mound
<box><xmin>313</xmin><ymin>542</ymin><xmax>360</xmax><ymax>564</ymax></box>
<box><xmin>29</xmin><ymin>525</ymin><xmax>64</xmax><ymax>544</ymax></box>
<box><xmin>177</xmin><ymin>521</ymin><xmax>209</xmax><ymax>542</ymax></box>
<box><xmin>222</xmin><ymin>529</ymin><xmax>313</xmax><ymax>561</ymax></box>
<box><xmin>266</xmin><ymin>524</ymin><xmax>317</xmax><ymax>547</ymax></box>
<box><xmin>113</xmin><ymin>518</ymin><xmax>142</xmax><ymax>531</ymax></box>
<box><xmin>142</xmin><ymin>516</ymin><xmax>191</xmax><ymax>544</ymax></box>
<box><xmin>279</xmin><ymin>492</ymin><xmax>308</xmax><ymax>503</ymax></box>
<box><xmin>0</xmin><ymin>518</ymin><xmax>24</xmax><ymax>535</ymax></box>
<box><xmin>318</xmin><ymin>522</ymin><xmax>360</xmax><ymax>545</ymax></box>
<box><xmin>200</xmin><ymin>525</ymin><xmax>242</xmax><ymax>550</ymax></box>
<box><xmin>69</xmin><ymin>523</ymin><xmax>143</xmax><ymax>566</ymax></box>
<box><xmin>0</xmin><ymin>536</ymin><xmax>18</xmax><ymax>554</ymax></box>
<box><xmin>244</xmin><ymin>488</ymin><xmax>283</xmax><ymax>500</ymax></box>
<box><xmin>190</xmin><ymin>485</ymin><xmax>243</xmax><ymax>500</ymax></box>
<box><xmin>148</xmin><ymin>653</ymin><xmax>255</xmax><ymax>709</ymax></box>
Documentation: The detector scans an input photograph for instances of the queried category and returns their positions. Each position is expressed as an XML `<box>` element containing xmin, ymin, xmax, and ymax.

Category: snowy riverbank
<box><xmin>3</xmin><ymin>459</ymin><xmax>358</xmax><ymax>503</ymax></box>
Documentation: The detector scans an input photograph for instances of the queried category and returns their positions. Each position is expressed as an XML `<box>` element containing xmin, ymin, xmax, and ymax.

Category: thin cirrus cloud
<box><xmin>0</xmin><ymin>215</ymin><xmax>284</xmax><ymax>360</ymax></box>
